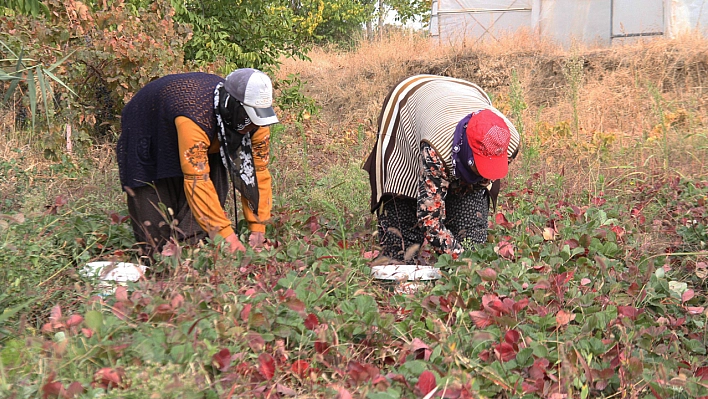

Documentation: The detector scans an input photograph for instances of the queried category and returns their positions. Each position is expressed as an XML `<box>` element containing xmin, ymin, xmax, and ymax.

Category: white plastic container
<box><xmin>371</xmin><ymin>265</ymin><xmax>441</xmax><ymax>294</ymax></box>
<box><xmin>81</xmin><ymin>261</ymin><xmax>147</xmax><ymax>282</ymax></box>
<box><xmin>81</xmin><ymin>262</ymin><xmax>148</xmax><ymax>294</ymax></box>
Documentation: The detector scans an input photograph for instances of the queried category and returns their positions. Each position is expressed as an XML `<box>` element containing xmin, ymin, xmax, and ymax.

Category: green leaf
<box><xmin>27</xmin><ymin>68</ymin><xmax>36</xmax><ymax>130</ymax></box>
<box><xmin>684</xmin><ymin>338</ymin><xmax>706</xmax><ymax>355</ymax></box>
<box><xmin>36</xmin><ymin>67</ymin><xmax>51</xmax><ymax>126</ymax></box>
<box><xmin>43</xmin><ymin>68</ymin><xmax>77</xmax><ymax>97</ymax></box>
<box><xmin>397</xmin><ymin>360</ymin><xmax>428</xmax><ymax>379</ymax></box>
<box><xmin>516</xmin><ymin>347</ymin><xmax>534</xmax><ymax>368</ymax></box>
<box><xmin>84</xmin><ymin>310</ymin><xmax>103</xmax><ymax>331</ymax></box>
<box><xmin>655</xmin><ymin>267</ymin><xmax>665</xmax><ymax>279</ymax></box>
<box><xmin>367</xmin><ymin>389</ymin><xmax>401</xmax><ymax>399</ymax></box>
<box><xmin>530</xmin><ymin>342</ymin><xmax>548</xmax><ymax>358</ymax></box>
<box><xmin>2</xmin><ymin>48</ymin><xmax>23</xmax><ymax>104</ymax></box>
<box><xmin>46</xmin><ymin>50</ymin><xmax>76</xmax><ymax>73</ymax></box>
<box><xmin>0</xmin><ymin>297</ymin><xmax>36</xmax><ymax>325</ymax></box>
<box><xmin>0</xmin><ymin>39</ymin><xmax>18</xmax><ymax>58</ymax></box>
<box><xmin>1</xmin><ymin>0</ymin><xmax>49</xmax><ymax>17</ymax></box>
<box><xmin>0</xmin><ymin>71</ymin><xmax>21</xmax><ymax>81</ymax></box>
<box><xmin>668</xmin><ymin>281</ymin><xmax>688</xmax><ymax>299</ymax></box>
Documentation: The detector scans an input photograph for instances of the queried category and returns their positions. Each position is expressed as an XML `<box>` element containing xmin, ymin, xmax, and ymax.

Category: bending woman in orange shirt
<box><xmin>117</xmin><ymin>69</ymin><xmax>277</xmax><ymax>258</ymax></box>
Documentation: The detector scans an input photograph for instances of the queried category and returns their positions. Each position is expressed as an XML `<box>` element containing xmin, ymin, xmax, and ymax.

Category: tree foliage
<box><xmin>0</xmin><ymin>0</ymin><xmax>431</xmax><ymax>152</ymax></box>
<box><xmin>313</xmin><ymin>0</ymin><xmax>373</xmax><ymax>43</ymax></box>
<box><xmin>0</xmin><ymin>0</ymin><xmax>48</xmax><ymax>16</ymax></box>
<box><xmin>173</xmin><ymin>0</ymin><xmax>324</xmax><ymax>72</ymax></box>
<box><xmin>385</xmin><ymin>0</ymin><xmax>430</xmax><ymax>26</ymax></box>
<box><xmin>0</xmin><ymin>0</ymin><xmax>191</xmax><ymax>154</ymax></box>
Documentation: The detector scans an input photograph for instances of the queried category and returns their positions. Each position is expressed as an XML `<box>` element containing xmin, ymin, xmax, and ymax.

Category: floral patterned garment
<box><xmin>417</xmin><ymin>142</ymin><xmax>465</xmax><ymax>259</ymax></box>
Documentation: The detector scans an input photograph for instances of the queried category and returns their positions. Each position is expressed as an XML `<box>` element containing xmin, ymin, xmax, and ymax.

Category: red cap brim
<box><xmin>473</xmin><ymin>153</ymin><xmax>509</xmax><ymax>180</ymax></box>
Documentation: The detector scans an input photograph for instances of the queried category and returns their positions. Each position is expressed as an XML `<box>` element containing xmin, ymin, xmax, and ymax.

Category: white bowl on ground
<box><xmin>371</xmin><ymin>265</ymin><xmax>441</xmax><ymax>281</ymax></box>
<box><xmin>81</xmin><ymin>261</ymin><xmax>147</xmax><ymax>283</ymax></box>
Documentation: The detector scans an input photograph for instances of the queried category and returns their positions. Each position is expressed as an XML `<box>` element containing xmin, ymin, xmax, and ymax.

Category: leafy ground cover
<box><xmin>1</xmin><ymin>170</ymin><xmax>707</xmax><ymax>398</ymax></box>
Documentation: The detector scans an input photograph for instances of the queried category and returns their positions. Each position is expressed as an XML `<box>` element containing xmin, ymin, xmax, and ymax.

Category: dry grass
<box><xmin>2</xmin><ymin>31</ymin><xmax>707</xmax><ymax>219</ymax></box>
<box><xmin>277</xmin><ymin>30</ymin><xmax>708</xmax><ymax>198</ymax></box>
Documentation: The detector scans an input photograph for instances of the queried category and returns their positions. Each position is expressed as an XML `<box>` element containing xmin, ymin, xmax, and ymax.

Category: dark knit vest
<box><xmin>117</xmin><ymin>72</ymin><xmax>224</xmax><ymax>189</ymax></box>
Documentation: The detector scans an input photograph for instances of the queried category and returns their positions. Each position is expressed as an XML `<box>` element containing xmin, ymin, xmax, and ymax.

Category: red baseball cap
<box><xmin>466</xmin><ymin>109</ymin><xmax>511</xmax><ymax>180</ymax></box>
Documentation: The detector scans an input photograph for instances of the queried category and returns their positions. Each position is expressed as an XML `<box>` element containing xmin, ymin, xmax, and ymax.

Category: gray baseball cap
<box><xmin>224</xmin><ymin>68</ymin><xmax>279</xmax><ymax>126</ymax></box>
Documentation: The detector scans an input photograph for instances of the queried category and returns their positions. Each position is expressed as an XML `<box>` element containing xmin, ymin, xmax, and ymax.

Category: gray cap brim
<box><xmin>244</xmin><ymin>104</ymin><xmax>279</xmax><ymax>126</ymax></box>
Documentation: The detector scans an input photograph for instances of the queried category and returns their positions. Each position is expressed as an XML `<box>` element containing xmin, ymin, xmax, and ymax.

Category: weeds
<box><xmin>648</xmin><ymin>82</ymin><xmax>671</xmax><ymax>176</ymax></box>
<box><xmin>276</xmin><ymin>73</ymin><xmax>321</xmax><ymax>122</ymax></box>
<box><xmin>508</xmin><ymin>67</ymin><xmax>526</xmax><ymax>138</ymax></box>
<box><xmin>563</xmin><ymin>54</ymin><xmax>584</xmax><ymax>139</ymax></box>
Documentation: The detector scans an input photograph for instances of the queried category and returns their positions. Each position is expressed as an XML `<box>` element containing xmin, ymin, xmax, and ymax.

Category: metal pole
<box><xmin>531</xmin><ymin>0</ymin><xmax>541</xmax><ymax>36</ymax></box>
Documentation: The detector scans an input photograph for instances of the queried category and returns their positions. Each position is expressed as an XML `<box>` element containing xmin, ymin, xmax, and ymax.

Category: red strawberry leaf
<box><xmin>410</xmin><ymin>338</ymin><xmax>432</xmax><ymax>361</ymax></box>
<box><xmin>304</xmin><ymin>313</ymin><xmax>319</xmax><ymax>330</ymax></box>
<box><xmin>109</xmin><ymin>212</ymin><xmax>129</xmax><ymax>225</ymax></box>
<box><xmin>314</xmin><ymin>341</ymin><xmax>330</xmax><ymax>354</ymax></box>
<box><xmin>66</xmin><ymin>314</ymin><xmax>84</xmax><ymax>328</ymax></box>
<box><xmin>512</xmin><ymin>298</ymin><xmax>529</xmax><ymax>313</ymax></box>
<box><xmin>306</xmin><ymin>216</ymin><xmax>320</xmax><ymax>233</ymax></box>
<box><xmin>291</xmin><ymin>360</ymin><xmax>310</xmax><ymax>378</ymax></box>
<box><xmin>478</xmin><ymin>349</ymin><xmax>491</xmax><ymax>362</ymax></box>
<box><xmin>415</xmin><ymin>370</ymin><xmax>437</xmax><ymax>396</ymax></box>
<box><xmin>346</xmin><ymin>361</ymin><xmax>379</xmax><ymax>385</ymax></box>
<box><xmin>336</xmin><ymin>386</ymin><xmax>353</xmax><ymax>399</ymax></box>
<box><xmin>469</xmin><ymin>311</ymin><xmax>493</xmax><ymax>328</ymax></box>
<box><xmin>93</xmin><ymin>367</ymin><xmax>124</xmax><ymax>389</ymax></box>
<box><xmin>682</xmin><ymin>289</ymin><xmax>695</xmax><ymax>303</ymax></box>
<box><xmin>258</xmin><ymin>353</ymin><xmax>276</xmax><ymax>380</ymax></box>
<box><xmin>617</xmin><ymin>305</ymin><xmax>642</xmax><ymax>320</ymax></box>
<box><xmin>247</xmin><ymin>332</ymin><xmax>265</xmax><ymax>352</ymax></box>
<box><xmin>50</xmin><ymin>305</ymin><xmax>62</xmax><ymax>325</ymax></box>
<box><xmin>495</xmin><ymin>213</ymin><xmax>514</xmax><ymax>229</ymax></box>
<box><xmin>556</xmin><ymin>310</ymin><xmax>575</xmax><ymax>326</ymax></box>
<box><xmin>494</xmin><ymin>342</ymin><xmax>517</xmax><ymax>362</ymax></box>
<box><xmin>504</xmin><ymin>329</ymin><xmax>521</xmax><ymax>345</ymax></box>
<box><xmin>529</xmin><ymin>358</ymin><xmax>550</xmax><ymax>380</ymax></box>
<box><xmin>286</xmin><ymin>298</ymin><xmax>306</xmax><ymax>315</ymax></box>
<box><xmin>65</xmin><ymin>381</ymin><xmax>84</xmax><ymax>397</ymax></box>
<box><xmin>115</xmin><ymin>286</ymin><xmax>129</xmax><ymax>302</ymax></box>
<box><xmin>170</xmin><ymin>294</ymin><xmax>184</xmax><ymax>309</ymax></box>
<box><xmin>212</xmin><ymin>348</ymin><xmax>232</xmax><ymax>372</ymax></box>
<box><xmin>42</xmin><ymin>381</ymin><xmax>65</xmax><ymax>399</ymax></box>
<box><xmin>477</xmin><ymin>267</ymin><xmax>498</xmax><ymax>282</ymax></box>
<box><xmin>240</xmin><ymin>304</ymin><xmax>252</xmax><ymax>323</ymax></box>
<box><xmin>496</xmin><ymin>241</ymin><xmax>515</xmax><ymax>259</ymax></box>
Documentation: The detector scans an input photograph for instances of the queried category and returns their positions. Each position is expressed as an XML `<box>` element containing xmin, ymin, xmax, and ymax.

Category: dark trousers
<box><xmin>126</xmin><ymin>153</ymin><xmax>228</xmax><ymax>257</ymax></box>
<box><xmin>376</xmin><ymin>187</ymin><xmax>489</xmax><ymax>262</ymax></box>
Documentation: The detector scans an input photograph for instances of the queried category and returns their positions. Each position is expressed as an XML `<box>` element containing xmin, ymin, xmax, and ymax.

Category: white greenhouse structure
<box><xmin>430</xmin><ymin>0</ymin><xmax>708</xmax><ymax>47</ymax></box>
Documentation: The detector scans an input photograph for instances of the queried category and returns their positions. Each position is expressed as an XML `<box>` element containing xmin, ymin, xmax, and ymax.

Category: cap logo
<box><xmin>480</xmin><ymin>125</ymin><xmax>508</xmax><ymax>157</ymax></box>
<box><xmin>253</xmin><ymin>88</ymin><xmax>271</xmax><ymax>106</ymax></box>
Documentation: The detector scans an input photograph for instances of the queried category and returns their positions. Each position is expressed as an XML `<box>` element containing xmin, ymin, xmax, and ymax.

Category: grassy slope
<box><xmin>1</xmin><ymin>32</ymin><xmax>708</xmax><ymax>398</ymax></box>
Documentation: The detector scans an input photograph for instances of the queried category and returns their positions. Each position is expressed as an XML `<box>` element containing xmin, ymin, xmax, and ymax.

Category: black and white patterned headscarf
<box><xmin>214</xmin><ymin>83</ymin><xmax>259</xmax><ymax>215</ymax></box>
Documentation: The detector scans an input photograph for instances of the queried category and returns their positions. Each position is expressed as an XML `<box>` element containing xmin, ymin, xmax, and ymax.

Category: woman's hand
<box><xmin>224</xmin><ymin>232</ymin><xmax>247</xmax><ymax>253</ymax></box>
<box><xmin>248</xmin><ymin>231</ymin><xmax>266</xmax><ymax>250</ymax></box>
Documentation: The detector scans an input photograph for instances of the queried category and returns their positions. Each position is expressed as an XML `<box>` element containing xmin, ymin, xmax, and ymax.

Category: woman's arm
<box><xmin>416</xmin><ymin>142</ymin><xmax>464</xmax><ymax>259</ymax></box>
<box><xmin>176</xmin><ymin>116</ymin><xmax>245</xmax><ymax>252</ymax></box>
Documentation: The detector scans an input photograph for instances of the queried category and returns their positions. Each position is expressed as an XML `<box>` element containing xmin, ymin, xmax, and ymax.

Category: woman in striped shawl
<box><xmin>363</xmin><ymin>75</ymin><xmax>520</xmax><ymax>262</ymax></box>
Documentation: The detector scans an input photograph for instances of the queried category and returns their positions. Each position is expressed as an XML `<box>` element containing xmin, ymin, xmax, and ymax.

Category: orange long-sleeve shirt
<box><xmin>175</xmin><ymin>116</ymin><xmax>272</xmax><ymax>238</ymax></box>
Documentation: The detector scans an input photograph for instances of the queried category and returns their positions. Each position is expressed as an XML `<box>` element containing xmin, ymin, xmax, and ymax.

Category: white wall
<box><xmin>432</xmin><ymin>0</ymin><xmax>533</xmax><ymax>44</ymax></box>
<box><xmin>431</xmin><ymin>0</ymin><xmax>707</xmax><ymax>46</ymax></box>
<box><xmin>538</xmin><ymin>0</ymin><xmax>612</xmax><ymax>47</ymax></box>
<box><xmin>669</xmin><ymin>0</ymin><xmax>708</xmax><ymax>36</ymax></box>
